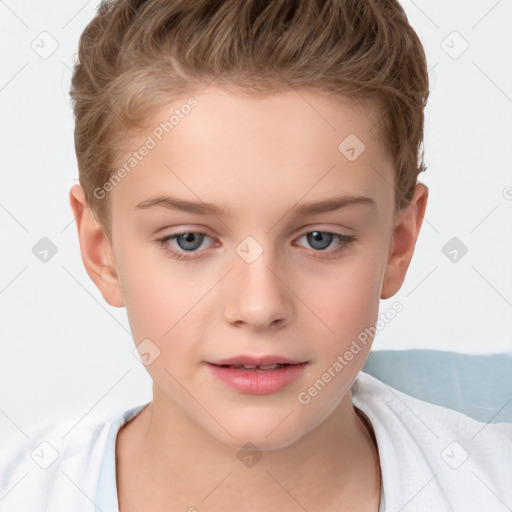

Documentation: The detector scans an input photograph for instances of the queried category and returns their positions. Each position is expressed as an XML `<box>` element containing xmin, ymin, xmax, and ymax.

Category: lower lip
<box><xmin>206</xmin><ymin>363</ymin><xmax>308</xmax><ymax>395</ymax></box>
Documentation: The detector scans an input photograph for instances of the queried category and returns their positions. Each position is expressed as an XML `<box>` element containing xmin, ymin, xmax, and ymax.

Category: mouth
<box><xmin>212</xmin><ymin>362</ymin><xmax>294</xmax><ymax>370</ymax></box>
<box><xmin>208</xmin><ymin>355</ymin><xmax>306</xmax><ymax>367</ymax></box>
<box><xmin>206</xmin><ymin>357</ymin><xmax>308</xmax><ymax>395</ymax></box>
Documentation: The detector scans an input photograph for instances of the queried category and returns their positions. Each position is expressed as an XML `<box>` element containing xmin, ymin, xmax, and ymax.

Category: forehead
<box><xmin>110</xmin><ymin>86</ymin><xmax>394</xmax><ymax>221</ymax></box>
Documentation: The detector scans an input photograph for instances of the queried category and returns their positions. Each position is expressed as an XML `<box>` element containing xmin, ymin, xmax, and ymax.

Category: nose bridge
<box><xmin>224</xmin><ymin>235</ymin><xmax>293</xmax><ymax>328</ymax></box>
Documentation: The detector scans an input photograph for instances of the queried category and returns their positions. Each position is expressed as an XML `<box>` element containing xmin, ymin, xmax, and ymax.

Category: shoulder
<box><xmin>0</xmin><ymin>404</ymin><xmax>146</xmax><ymax>511</ymax></box>
<box><xmin>352</xmin><ymin>371</ymin><xmax>512</xmax><ymax>511</ymax></box>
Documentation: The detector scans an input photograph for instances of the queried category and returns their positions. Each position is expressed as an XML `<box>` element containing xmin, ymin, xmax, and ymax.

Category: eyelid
<box><xmin>160</xmin><ymin>229</ymin><xmax>216</xmax><ymax>248</ymax></box>
<box><xmin>291</xmin><ymin>222</ymin><xmax>355</xmax><ymax>236</ymax></box>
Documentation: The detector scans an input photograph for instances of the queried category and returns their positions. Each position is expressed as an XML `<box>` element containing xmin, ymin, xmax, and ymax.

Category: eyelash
<box><xmin>156</xmin><ymin>230</ymin><xmax>356</xmax><ymax>261</ymax></box>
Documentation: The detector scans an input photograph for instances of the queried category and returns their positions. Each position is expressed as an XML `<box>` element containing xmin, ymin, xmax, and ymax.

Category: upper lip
<box><xmin>208</xmin><ymin>355</ymin><xmax>306</xmax><ymax>366</ymax></box>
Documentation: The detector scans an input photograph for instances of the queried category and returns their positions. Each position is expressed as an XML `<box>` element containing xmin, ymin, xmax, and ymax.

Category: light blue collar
<box><xmin>95</xmin><ymin>403</ymin><xmax>149</xmax><ymax>511</ymax></box>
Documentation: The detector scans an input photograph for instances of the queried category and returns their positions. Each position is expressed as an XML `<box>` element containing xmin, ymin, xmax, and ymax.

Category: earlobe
<box><xmin>380</xmin><ymin>183</ymin><xmax>429</xmax><ymax>299</ymax></box>
<box><xmin>69</xmin><ymin>184</ymin><xmax>125</xmax><ymax>307</ymax></box>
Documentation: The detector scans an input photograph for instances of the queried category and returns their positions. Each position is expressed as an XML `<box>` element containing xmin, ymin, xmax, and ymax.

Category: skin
<box><xmin>70</xmin><ymin>86</ymin><xmax>428</xmax><ymax>511</ymax></box>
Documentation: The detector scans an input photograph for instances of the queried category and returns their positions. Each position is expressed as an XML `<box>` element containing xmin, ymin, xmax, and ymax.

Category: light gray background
<box><xmin>1</xmin><ymin>1</ymin><xmax>511</xmax><ymax>442</ymax></box>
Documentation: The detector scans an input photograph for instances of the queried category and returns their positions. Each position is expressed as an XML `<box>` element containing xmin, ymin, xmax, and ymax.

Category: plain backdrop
<box><xmin>1</xmin><ymin>0</ymin><xmax>511</xmax><ymax>443</ymax></box>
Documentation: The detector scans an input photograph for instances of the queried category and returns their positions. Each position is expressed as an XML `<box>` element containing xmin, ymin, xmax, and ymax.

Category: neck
<box><xmin>116</xmin><ymin>388</ymin><xmax>381</xmax><ymax>512</ymax></box>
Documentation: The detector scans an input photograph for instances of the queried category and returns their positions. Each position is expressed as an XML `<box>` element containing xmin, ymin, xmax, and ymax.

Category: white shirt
<box><xmin>0</xmin><ymin>371</ymin><xmax>510</xmax><ymax>511</ymax></box>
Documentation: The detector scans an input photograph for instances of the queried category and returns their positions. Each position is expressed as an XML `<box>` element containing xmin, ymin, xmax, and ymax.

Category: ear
<box><xmin>69</xmin><ymin>184</ymin><xmax>125</xmax><ymax>307</ymax></box>
<box><xmin>380</xmin><ymin>183</ymin><xmax>429</xmax><ymax>299</ymax></box>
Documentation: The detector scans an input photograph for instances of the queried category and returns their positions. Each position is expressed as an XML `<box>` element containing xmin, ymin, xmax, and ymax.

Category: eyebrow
<box><xmin>135</xmin><ymin>194</ymin><xmax>376</xmax><ymax>218</ymax></box>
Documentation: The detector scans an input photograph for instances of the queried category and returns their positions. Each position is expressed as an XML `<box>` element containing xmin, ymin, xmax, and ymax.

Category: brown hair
<box><xmin>70</xmin><ymin>0</ymin><xmax>429</xmax><ymax>238</ymax></box>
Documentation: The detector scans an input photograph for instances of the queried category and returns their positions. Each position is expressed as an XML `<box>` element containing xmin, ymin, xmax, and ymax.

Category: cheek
<box><xmin>294</xmin><ymin>251</ymin><xmax>387</xmax><ymax>385</ymax></box>
<box><xmin>303</xmin><ymin>250</ymin><xmax>385</xmax><ymax>330</ymax></box>
<box><xmin>116</xmin><ymin>243</ymin><xmax>219</xmax><ymax>378</ymax></box>
<box><xmin>115</xmin><ymin>239</ymin><xmax>189</xmax><ymax>343</ymax></box>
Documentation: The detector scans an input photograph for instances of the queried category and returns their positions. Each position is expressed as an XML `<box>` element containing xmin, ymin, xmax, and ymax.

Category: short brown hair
<box><xmin>70</xmin><ymin>0</ymin><xmax>429</xmax><ymax>237</ymax></box>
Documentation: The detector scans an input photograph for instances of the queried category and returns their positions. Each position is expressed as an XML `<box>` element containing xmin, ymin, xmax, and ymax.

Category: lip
<box><xmin>206</xmin><ymin>357</ymin><xmax>308</xmax><ymax>395</ymax></box>
<box><xmin>208</xmin><ymin>355</ymin><xmax>306</xmax><ymax>366</ymax></box>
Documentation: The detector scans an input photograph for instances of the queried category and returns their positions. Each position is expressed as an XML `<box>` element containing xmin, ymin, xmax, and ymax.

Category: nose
<box><xmin>223</xmin><ymin>244</ymin><xmax>294</xmax><ymax>330</ymax></box>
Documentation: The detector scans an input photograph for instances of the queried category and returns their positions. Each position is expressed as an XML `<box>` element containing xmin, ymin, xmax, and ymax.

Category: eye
<box><xmin>157</xmin><ymin>229</ymin><xmax>356</xmax><ymax>261</ymax></box>
<box><xmin>294</xmin><ymin>231</ymin><xmax>356</xmax><ymax>257</ymax></box>
<box><xmin>157</xmin><ymin>230</ymin><xmax>215</xmax><ymax>260</ymax></box>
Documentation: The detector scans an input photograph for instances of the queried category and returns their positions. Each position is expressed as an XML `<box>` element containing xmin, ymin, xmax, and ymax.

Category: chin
<box><xmin>224</xmin><ymin>431</ymin><xmax>304</xmax><ymax>452</ymax></box>
<box><xmin>204</xmin><ymin>414</ymin><xmax>311</xmax><ymax>452</ymax></box>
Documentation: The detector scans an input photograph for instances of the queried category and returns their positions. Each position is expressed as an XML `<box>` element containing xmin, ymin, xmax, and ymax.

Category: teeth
<box><xmin>230</xmin><ymin>363</ymin><xmax>284</xmax><ymax>370</ymax></box>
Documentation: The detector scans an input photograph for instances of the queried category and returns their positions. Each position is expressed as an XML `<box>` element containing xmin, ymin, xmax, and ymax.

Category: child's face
<box><xmin>92</xmin><ymin>87</ymin><xmax>411</xmax><ymax>449</ymax></box>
